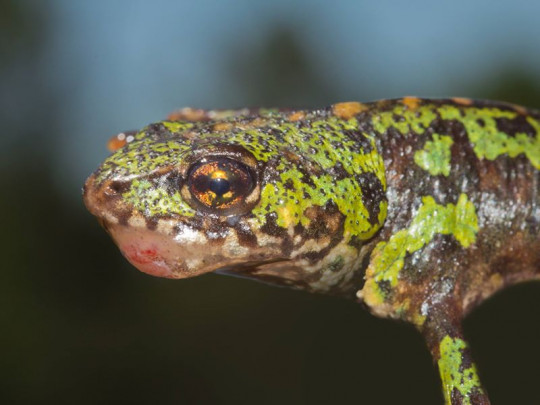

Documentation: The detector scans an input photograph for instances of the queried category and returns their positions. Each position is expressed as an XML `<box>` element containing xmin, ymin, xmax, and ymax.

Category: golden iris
<box><xmin>188</xmin><ymin>159</ymin><xmax>254</xmax><ymax>211</ymax></box>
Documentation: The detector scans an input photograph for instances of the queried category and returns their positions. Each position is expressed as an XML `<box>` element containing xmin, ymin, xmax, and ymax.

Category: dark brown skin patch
<box><xmin>296</xmin><ymin>204</ymin><xmax>346</xmax><ymax>265</ymax></box>
<box><xmin>349</xmin><ymin>129</ymin><xmax>374</xmax><ymax>153</ymax></box>
<box><xmin>328</xmin><ymin>160</ymin><xmax>349</xmax><ymax>181</ymax></box>
<box><xmin>258</xmin><ymin>212</ymin><xmax>295</xmax><ymax>258</ymax></box>
<box><xmin>145</xmin><ymin>216</ymin><xmax>159</xmax><ymax>231</ymax></box>
<box><xmin>355</xmin><ymin>171</ymin><xmax>385</xmax><ymax>226</ymax></box>
<box><xmin>495</xmin><ymin>115</ymin><xmax>537</xmax><ymax>138</ymax></box>
<box><xmin>235</xmin><ymin>224</ymin><xmax>258</xmax><ymax>248</ymax></box>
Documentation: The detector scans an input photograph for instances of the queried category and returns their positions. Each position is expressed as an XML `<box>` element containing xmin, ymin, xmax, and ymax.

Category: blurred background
<box><xmin>1</xmin><ymin>1</ymin><xmax>539</xmax><ymax>404</ymax></box>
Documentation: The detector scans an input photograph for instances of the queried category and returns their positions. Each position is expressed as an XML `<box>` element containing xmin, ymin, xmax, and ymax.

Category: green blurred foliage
<box><xmin>0</xmin><ymin>0</ymin><xmax>34</xmax><ymax>57</ymax></box>
<box><xmin>0</xmin><ymin>2</ymin><xmax>538</xmax><ymax>404</ymax></box>
<box><xmin>480</xmin><ymin>67</ymin><xmax>540</xmax><ymax>109</ymax></box>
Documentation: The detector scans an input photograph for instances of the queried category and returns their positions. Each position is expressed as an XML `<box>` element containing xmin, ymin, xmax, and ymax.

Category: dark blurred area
<box><xmin>1</xmin><ymin>1</ymin><xmax>539</xmax><ymax>404</ymax></box>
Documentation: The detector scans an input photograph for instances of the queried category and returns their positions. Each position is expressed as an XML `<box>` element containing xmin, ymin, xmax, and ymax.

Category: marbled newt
<box><xmin>84</xmin><ymin>98</ymin><xmax>540</xmax><ymax>405</ymax></box>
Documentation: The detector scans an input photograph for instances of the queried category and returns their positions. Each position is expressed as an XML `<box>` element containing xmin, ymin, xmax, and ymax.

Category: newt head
<box><xmin>83</xmin><ymin>108</ymin><xmax>387</xmax><ymax>295</ymax></box>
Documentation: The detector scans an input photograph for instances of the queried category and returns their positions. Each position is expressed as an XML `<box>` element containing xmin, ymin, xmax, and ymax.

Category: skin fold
<box><xmin>84</xmin><ymin>98</ymin><xmax>540</xmax><ymax>405</ymax></box>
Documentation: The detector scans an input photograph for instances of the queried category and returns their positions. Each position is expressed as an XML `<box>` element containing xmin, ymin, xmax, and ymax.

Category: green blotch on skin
<box><xmin>414</xmin><ymin>134</ymin><xmax>454</xmax><ymax>176</ymax></box>
<box><xmin>438</xmin><ymin>336</ymin><xmax>484</xmax><ymax>405</ymax></box>
<box><xmin>439</xmin><ymin>106</ymin><xmax>540</xmax><ymax>169</ymax></box>
<box><xmin>245</xmin><ymin>116</ymin><xmax>387</xmax><ymax>240</ymax></box>
<box><xmin>162</xmin><ymin>121</ymin><xmax>194</xmax><ymax>133</ymax></box>
<box><xmin>372</xmin><ymin>105</ymin><xmax>437</xmax><ymax>135</ymax></box>
<box><xmin>363</xmin><ymin>193</ymin><xmax>478</xmax><ymax>305</ymax></box>
<box><xmin>371</xmin><ymin>103</ymin><xmax>540</xmax><ymax>169</ymax></box>
<box><xmin>97</xmin><ymin>137</ymin><xmax>192</xmax><ymax>183</ymax></box>
<box><xmin>123</xmin><ymin>179</ymin><xmax>195</xmax><ymax>217</ymax></box>
<box><xmin>252</xmin><ymin>168</ymin><xmax>385</xmax><ymax>240</ymax></box>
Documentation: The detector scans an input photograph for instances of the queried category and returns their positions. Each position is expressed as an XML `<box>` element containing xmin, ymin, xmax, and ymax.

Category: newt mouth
<box><xmin>83</xmin><ymin>163</ymin><xmax>323</xmax><ymax>287</ymax></box>
<box><xmin>84</xmin><ymin>171</ymin><xmax>287</xmax><ymax>279</ymax></box>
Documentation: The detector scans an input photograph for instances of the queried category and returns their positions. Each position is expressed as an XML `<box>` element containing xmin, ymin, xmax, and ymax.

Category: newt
<box><xmin>83</xmin><ymin>98</ymin><xmax>540</xmax><ymax>405</ymax></box>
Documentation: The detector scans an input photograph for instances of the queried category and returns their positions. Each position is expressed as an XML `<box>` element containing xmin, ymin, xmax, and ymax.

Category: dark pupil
<box><xmin>209</xmin><ymin>177</ymin><xmax>231</xmax><ymax>196</ymax></box>
<box><xmin>188</xmin><ymin>159</ymin><xmax>254</xmax><ymax>211</ymax></box>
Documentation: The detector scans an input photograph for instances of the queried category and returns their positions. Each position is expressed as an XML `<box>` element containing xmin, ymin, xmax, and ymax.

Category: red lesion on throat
<box><xmin>121</xmin><ymin>244</ymin><xmax>175</xmax><ymax>278</ymax></box>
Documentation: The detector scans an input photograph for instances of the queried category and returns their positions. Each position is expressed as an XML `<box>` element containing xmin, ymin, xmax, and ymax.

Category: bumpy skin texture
<box><xmin>84</xmin><ymin>99</ymin><xmax>540</xmax><ymax>405</ymax></box>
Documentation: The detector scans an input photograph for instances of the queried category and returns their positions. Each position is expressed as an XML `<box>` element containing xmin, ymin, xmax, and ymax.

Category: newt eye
<box><xmin>187</xmin><ymin>158</ymin><xmax>254</xmax><ymax>212</ymax></box>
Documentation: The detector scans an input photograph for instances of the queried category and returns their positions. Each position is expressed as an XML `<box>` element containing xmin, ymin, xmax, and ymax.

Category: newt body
<box><xmin>84</xmin><ymin>98</ymin><xmax>540</xmax><ymax>405</ymax></box>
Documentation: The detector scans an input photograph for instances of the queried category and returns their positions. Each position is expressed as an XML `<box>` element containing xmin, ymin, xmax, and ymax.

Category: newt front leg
<box><xmin>424</xmin><ymin>306</ymin><xmax>489</xmax><ymax>405</ymax></box>
<box><xmin>84</xmin><ymin>98</ymin><xmax>539</xmax><ymax>405</ymax></box>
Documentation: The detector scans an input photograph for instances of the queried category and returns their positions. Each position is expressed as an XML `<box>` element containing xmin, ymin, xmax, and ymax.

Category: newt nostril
<box><xmin>105</xmin><ymin>181</ymin><xmax>128</xmax><ymax>196</ymax></box>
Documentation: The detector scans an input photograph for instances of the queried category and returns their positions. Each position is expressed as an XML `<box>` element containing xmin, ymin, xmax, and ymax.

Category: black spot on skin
<box><xmin>385</xmin><ymin>126</ymin><xmax>405</xmax><ymax>141</ymax></box>
<box><xmin>293</xmin><ymin>223</ymin><xmax>304</xmax><ymax>236</ymax></box>
<box><xmin>376</xmin><ymin>279</ymin><xmax>392</xmax><ymax>299</ymax></box>
<box><xmin>115</xmin><ymin>210</ymin><xmax>132</xmax><ymax>226</ymax></box>
<box><xmin>146</xmin><ymin>122</ymin><xmax>173</xmax><ymax>141</ymax></box>
<box><xmin>260</xmin><ymin>213</ymin><xmax>288</xmax><ymax>238</ymax></box>
<box><xmin>297</xmin><ymin>169</ymin><xmax>317</xmax><ymax>189</ymax></box>
<box><xmin>283</xmin><ymin>179</ymin><xmax>294</xmax><ymax>191</ymax></box>
<box><xmin>235</xmin><ymin>225</ymin><xmax>258</xmax><ymax>248</ymax></box>
<box><xmin>355</xmin><ymin>112</ymin><xmax>375</xmax><ymax>129</ymax></box>
<box><xmin>440</xmin><ymin>118</ymin><xmax>468</xmax><ymax>139</ymax></box>
<box><xmin>280</xmin><ymin>237</ymin><xmax>294</xmax><ymax>257</ymax></box>
<box><xmin>496</xmin><ymin>115</ymin><xmax>536</xmax><ymax>138</ymax></box>
<box><xmin>267</xmin><ymin>127</ymin><xmax>286</xmax><ymax>143</ymax></box>
<box><xmin>355</xmin><ymin>172</ymin><xmax>386</xmax><ymax>226</ymax></box>
<box><xmin>329</xmin><ymin>161</ymin><xmax>349</xmax><ymax>181</ymax></box>
<box><xmin>201</xmin><ymin>215</ymin><xmax>235</xmax><ymax>241</ymax></box>
<box><xmin>345</xmin><ymin>130</ymin><xmax>374</xmax><ymax>154</ymax></box>
<box><xmin>302</xmin><ymin>217</ymin><xmax>329</xmax><ymax>240</ymax></box>
<box><xmin>302</xmin><ymin>251</ymin><xmax>324</xmax><ymax>263</ymax></box>
<box><xmin>331</xmin><ymin>140</ymin><xmax>344</xmax><ymax>150</ymax></box>
<box><xmin>348</xmin><ymin>235</ymin><xmax>363</xmax><ymax>250</ymax></box>
<box><xmin>108</xmin><ymin>181</ymin><xmax>130</xmax><ymax>194</ymax></box>
<box><xmin>145</xmin><ymin>217</ymin><xmax>159</xmax><ymax>231</ymax></box>
<box><xmin>392</xmin><ymin>113</ymin><xmax>405</xmax><ymax>123</ymax></box>
<box><xmin>302</xmin><ymin>134</ymin><xmax>313</xmax><ymax>143</ymax></box>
